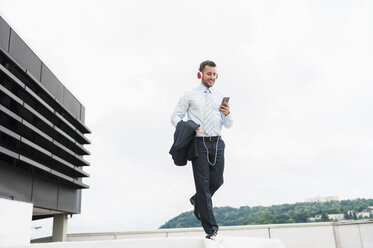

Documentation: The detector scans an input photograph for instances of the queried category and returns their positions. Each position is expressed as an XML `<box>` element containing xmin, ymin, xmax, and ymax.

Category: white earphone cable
<box><xmin>202</xmin><ymin>136</ymin><xmax>220</xmax><ymax>166</ymax></box>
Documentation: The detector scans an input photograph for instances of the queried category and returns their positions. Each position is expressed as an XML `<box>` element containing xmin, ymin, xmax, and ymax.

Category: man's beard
<box><xmin>202</xmin><ymin>79</ymin><xmax>214</xmax><ymax>88</ymax></box>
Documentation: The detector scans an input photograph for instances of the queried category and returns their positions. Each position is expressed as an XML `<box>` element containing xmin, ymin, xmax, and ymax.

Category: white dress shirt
<box><xmin>171</xmin><ymin>84</ymin><xmax>233</xmax><ymax>137</ymax></box>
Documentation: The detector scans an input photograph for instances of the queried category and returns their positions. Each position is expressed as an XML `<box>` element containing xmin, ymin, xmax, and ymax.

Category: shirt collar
<box><xmin>198</xmin><ymin>84</ymin><xmax>214</xmax><ymax>93</ymax></box>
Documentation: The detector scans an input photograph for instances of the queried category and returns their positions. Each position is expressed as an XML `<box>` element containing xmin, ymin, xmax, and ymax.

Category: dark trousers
<box><xmin>191</xmin><ymin>138</ymin><xmax>225</xmax><ymax>234</ymax></box>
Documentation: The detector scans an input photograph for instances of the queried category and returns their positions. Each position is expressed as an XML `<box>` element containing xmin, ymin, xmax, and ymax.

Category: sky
<box><xmin>1</xmin><ymin>0</ymin><xmax>373</xmax><ymax>239</ymax></box>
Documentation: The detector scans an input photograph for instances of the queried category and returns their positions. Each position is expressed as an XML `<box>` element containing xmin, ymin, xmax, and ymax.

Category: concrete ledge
<box><xmin>32</xmin><ymin>221</ymin><xmax>373</xmax><ymax>248</ymax></box>
<box><xmin>15</xmin><ymin>237</ymin><xmax>285</xmax><ymax>248</ymax></box>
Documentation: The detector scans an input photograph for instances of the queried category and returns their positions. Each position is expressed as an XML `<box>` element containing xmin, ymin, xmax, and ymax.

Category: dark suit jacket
<box><xmin>169</xmin><ymin>120</ymin><xmax>200</xmax><ymax>166</ymax></box>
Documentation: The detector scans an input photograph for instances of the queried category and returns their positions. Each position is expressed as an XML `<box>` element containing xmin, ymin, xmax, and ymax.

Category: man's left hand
<box><xmin>219</xmin><ymin>102</ymin><xmax>230</xmax><ymax>116</ymax></box>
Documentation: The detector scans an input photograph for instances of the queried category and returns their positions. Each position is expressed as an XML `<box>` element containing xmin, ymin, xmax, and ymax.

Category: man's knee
<box><xmin>210</xmin><ymin>178</ymin><xmax>224</xmax><ymax>194</ymax></box>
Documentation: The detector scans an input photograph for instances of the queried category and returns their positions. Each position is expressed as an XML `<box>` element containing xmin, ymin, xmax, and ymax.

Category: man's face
<box><xmin>201</xmin><ymin>65</ymin><xmax>217</xmax><ymax>88</ymax></box>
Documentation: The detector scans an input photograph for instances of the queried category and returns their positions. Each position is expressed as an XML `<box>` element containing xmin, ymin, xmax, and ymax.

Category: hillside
<box><xmin>160</xmin><ymin>198</ymin><xmax>373</xmax><ymax>229</ymax></box>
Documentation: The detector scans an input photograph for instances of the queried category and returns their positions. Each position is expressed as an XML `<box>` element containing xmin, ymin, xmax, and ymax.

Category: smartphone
<box><xmin>221</xmin><ymin>97</ymin><xmax>230</xmax><ymax>105</ymax></box>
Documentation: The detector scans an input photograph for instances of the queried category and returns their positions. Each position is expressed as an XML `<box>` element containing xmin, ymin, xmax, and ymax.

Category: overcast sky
<box><xmin>1</xmin><ymin>0</ymin><xmax>373</xmax><ymax>239</ymax></box>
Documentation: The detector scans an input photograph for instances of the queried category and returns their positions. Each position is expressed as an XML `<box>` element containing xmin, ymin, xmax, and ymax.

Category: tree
<box><xmin>321</xmin><ymin>213</ymin><xmax>329</xmax><ymax>221</ymax></box>
<box><xmin>159</xmin><ymin>198</ymin><xmax>373</xmax><ymax>229</ymax></box>
<box><xmin>353</xmin><ymin>213</ymin><xmax>358</xmax><ymax>220</ymax></box>
<box><xmin>344</xmin><ymin>211</ymin><xmax>352</xmax><ymax>220</ymax></box>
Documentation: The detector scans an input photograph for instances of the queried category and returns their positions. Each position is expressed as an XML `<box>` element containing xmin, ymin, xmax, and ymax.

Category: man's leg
<box><xmin>209</xmin><ymin>139</ymin><xmax>225</xmax><ymax>197</ymax></box>
<box><xmin>192</xmin><ymin>139</ymin><xmax>225</xmax><ymax>217</ymax></box>
<box><xmin>192</xmin><ymin>139</ymin><xmax>218</xmax><ymax>234</ymax></box>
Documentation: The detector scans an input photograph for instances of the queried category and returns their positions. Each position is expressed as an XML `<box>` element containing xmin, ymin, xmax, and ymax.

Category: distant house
<box><xmin>357</xmin><ymin>209</ymin><xmax>372</xmax><ymax>218</ymax></box>
<box><xmin>347</xmin><ymin>210</ymin><xmax>356</xmax><ymax>216</ymax></box>
<box><xmin>346</xmin><ymin>209</ymin><xmax>372</xmax><ymax>219</ymax></box>
<box><xmin>308</xmin><ymin>214</ymin><xmax>335</xmax><ymax>222</ymax></box>
<box><xmin>307</xmin><ymin>217</ymin><xmax>316</xmax><ymax>222</ymax></box>
<box><xmin>328</xmin><ymin>214</ymin><xmax>344</xmax><ymax>221</ymax></box>
<box><xmin>357</xmin><ymin>212</ymin><xmax>371</xmax><ymax>218</ymax></box>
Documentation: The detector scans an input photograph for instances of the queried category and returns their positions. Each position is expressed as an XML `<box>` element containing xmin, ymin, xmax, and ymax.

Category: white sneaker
<box><xmin>205</xmin><ymin>231</ymin><xmax>218</xmax><ymax>240</ymax></box>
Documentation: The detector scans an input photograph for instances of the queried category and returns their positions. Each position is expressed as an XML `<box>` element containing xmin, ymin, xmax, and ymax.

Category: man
<box><xmin>171</xmin><ymin>60</ymin><xmax>233</xmax><ymax>239</ymax></box>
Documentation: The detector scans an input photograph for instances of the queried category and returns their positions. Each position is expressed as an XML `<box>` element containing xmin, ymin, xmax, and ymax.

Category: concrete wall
<box><xmin>334</xmin><ymin>222</ymin><xmax>373</xmax><ymax>248</ymax></box>
<box><xmin>33</xmin><ymin>221</ymin><xmax>373</xmax><ymax>248</ymax></box>
<box><xmin>0</xmin><ymin>198</ymin><xmax>32</xmax><ymax>247</ymax></box>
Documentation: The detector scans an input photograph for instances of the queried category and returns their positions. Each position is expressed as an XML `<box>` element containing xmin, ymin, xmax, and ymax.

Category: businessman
<box><xmin>171</xmin><ymin>60</ymin><xmax>233</xmax><ymax>239</ymax></box>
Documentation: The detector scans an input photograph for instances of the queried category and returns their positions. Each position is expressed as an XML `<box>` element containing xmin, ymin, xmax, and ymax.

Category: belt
<box><xmin>196</xmin><ymin>136</ymin><xmax>221</xmax><ymax>142</ymax></box>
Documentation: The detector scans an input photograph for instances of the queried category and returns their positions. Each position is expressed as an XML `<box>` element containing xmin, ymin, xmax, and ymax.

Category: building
<box><xmin>347</xmin><ymin>210</ymin><xmax>355</xmax><ymax>216</ymax></box>
<box><xmin>315</xmin><ymin>214</ymin><xmax>322</xmax><ymax>220</ymax></box>
<box><xmin>0</xmin><ymin>15</ymin><xmax>90</xmax><ymax>241</ymax></box>
<box><xmin>356</xmin><ymin>209</ymin><xmax>372</xmax><ymax>219</ymax></box>
<box><xmin>305</xmin><ymin>196</ymin><xmax>339</xmax><ymax>203</ymax></box>
<box><xmin>327</xmin><ymin>214</ymin><xmax>344</xmax><ymax>221</ymax></box>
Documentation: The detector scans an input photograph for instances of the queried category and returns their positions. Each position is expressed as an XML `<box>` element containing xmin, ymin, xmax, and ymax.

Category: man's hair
<box><xmin>199</xmin><ymin>60</ymin><xmax>216</xmax><ymax>72</ymax></box>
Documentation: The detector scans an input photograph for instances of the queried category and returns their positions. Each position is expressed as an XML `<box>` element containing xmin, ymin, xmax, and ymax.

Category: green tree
<box><xmin>321</xmin><ymin>213</ymin><xmax>329</xmax><ymax>221</ymax></box>
<box><xmin>353</xmin><ymin>213</ymin><xmax>358</xmax><ymax>220</ymax></box>
<box><xmin>159</xmin><ymin>198</ymin><xmax>373</xmax><ymax>229</ymax></box>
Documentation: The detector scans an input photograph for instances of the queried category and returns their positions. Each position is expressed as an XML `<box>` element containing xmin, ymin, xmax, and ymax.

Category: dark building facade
<box><xmin>0</xmin><ymin>16</ymin><xmax>90</xmax><ymax>220</ymax></box>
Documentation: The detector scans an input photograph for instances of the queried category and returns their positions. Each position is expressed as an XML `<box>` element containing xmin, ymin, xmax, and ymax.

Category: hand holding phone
<box><xmin>221</xmin><ymin>97</ymin><xmax>230</xmax><ymax>106</ymax></box>
<box><xmin>219</xmin><ymin>97</ymin><xmax>230</xmax><ymax>116</ymax></box>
